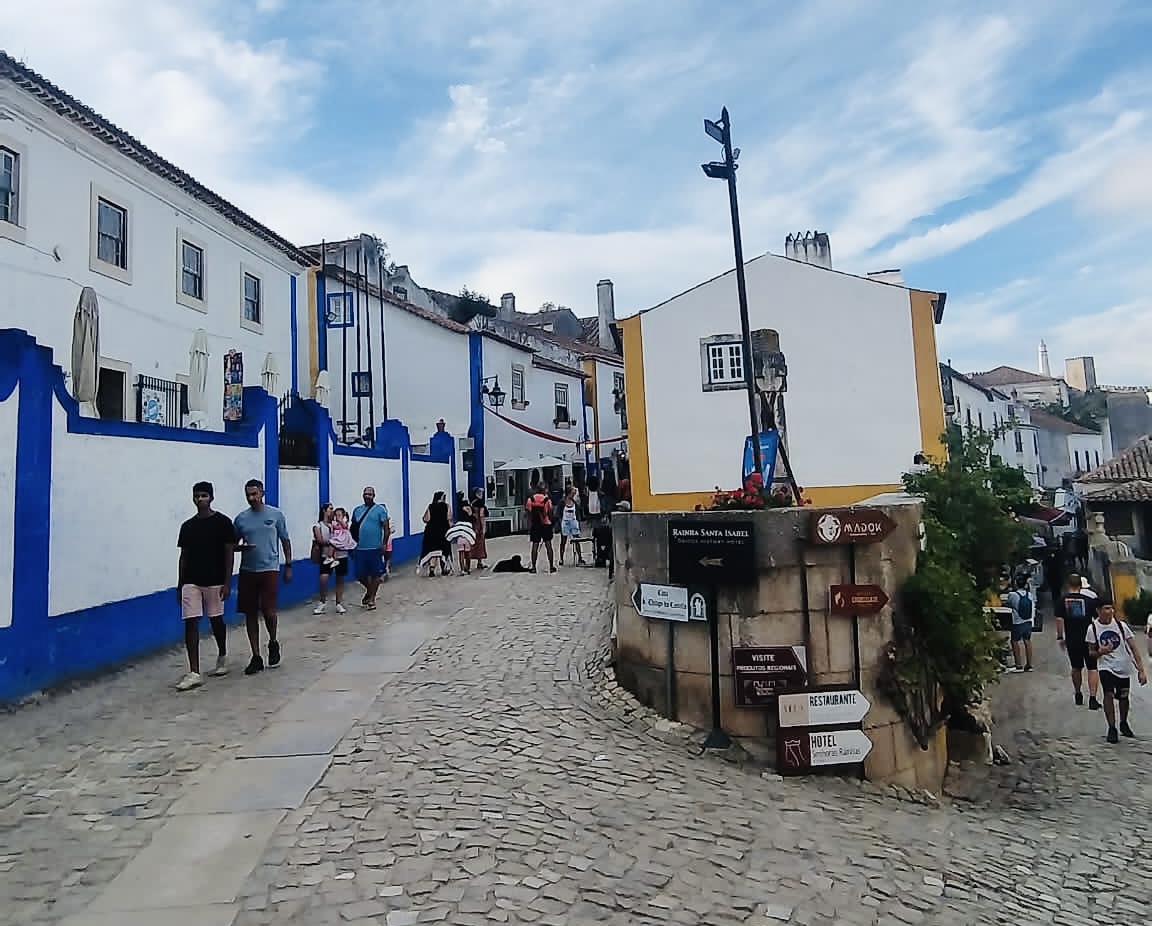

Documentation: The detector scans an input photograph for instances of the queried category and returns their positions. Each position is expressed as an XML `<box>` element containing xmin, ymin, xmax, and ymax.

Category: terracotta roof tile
<box><xmin>969</xmin><ymin>365</ymin><xmax>1060</xmax><ymax>387</ymax></box>
<box><xmin>1082</xmin><ymin>479</ymin><xmax>1152</xmax><ymax>501</ymax></box>
<box><xmin>1027</xmin><ymin>408</ymin><xmax>1100</xmax><ymax>436</ymax></box>
<box><xmin>1081</xmin><ymin>435</ymin><xmax>1152</xmax><ymax>482</ymax></box>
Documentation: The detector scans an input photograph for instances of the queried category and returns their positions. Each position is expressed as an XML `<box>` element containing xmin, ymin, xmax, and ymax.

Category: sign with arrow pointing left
<box><xmin>668</xmin><ymin>519</ymin><xmax>757</xmax><ymax>587</ymax></box>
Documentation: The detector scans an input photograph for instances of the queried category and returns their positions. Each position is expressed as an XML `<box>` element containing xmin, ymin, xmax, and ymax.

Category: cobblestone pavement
<box><xmin>1</xmin><ymin>541</ymin><xmax>1148</xmax><ymax>926</ymax></box>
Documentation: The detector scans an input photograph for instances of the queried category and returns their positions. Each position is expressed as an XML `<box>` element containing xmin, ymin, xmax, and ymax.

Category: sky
<box><xmin>6</xmin><ymin>1</ymin><xmax>1152</xmax><ymax>382</ymax></box>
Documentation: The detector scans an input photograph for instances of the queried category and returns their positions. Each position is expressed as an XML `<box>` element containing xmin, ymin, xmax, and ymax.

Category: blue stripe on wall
<box><xmin>467</xmin><ymin>332</ymin><xmax>484</xmax><ymax>495</ymax></box>
<box><xmin>401</xmin><ymin>445</ymin><xmax>412</xmax><ymax>538</ymax></box>
<box><xmin>290</xmin><ymin>275</ymin><xmax>299</xmax><ymax>393</ymax></box>
<box><xmin>316</xmin><ymin>272</ymin><xmax>328</xmax><ymax>372</ymax></box>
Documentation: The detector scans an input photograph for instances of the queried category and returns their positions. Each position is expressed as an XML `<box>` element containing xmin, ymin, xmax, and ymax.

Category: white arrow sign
<box><xmin>807</xmin><ymin>729</ymin><xmax>873</xmax><ymax>766</ymax></box>
<box><xmin>778</xmin><ymin>690</ymin><xmax>871</xmax><ymax>728</ymax></box>
<box><xmin>632</xmin><ymin>583</ymin><xmax>691</xmax><ymax>622</ymax></box>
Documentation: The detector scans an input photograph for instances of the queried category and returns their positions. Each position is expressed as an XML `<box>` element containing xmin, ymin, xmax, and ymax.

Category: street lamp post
<box><xmin>703</xmin><ymin>107</ymin><xmax>762</xmax><ymax>481</ymax></box>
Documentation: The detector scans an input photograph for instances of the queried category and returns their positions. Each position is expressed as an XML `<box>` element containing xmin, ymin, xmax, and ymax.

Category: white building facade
<box><xmin>0</xmin><ymin>53</ymin><xmax>310</xmax><ymax>429</ymax></box>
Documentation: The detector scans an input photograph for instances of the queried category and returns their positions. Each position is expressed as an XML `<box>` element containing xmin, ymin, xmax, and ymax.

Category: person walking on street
<box><xmin>234</xmin><ymin>479</ymin><xmax>292</xmax><ymax>675</ymax></box>
<box><xmin>175</xmin><ymin>481</ymin><xmax>236</xmax><ymax>690</ymax></box>
<box><xmin>1007</xmin><ymin>574</ymin><xmax>1035</xmax><ymax>672</ymax></box>
<box><xmin>1055</xmin><ymin>573</ymin><xmax>1101</xmax><ymax>709</ymax></box>
<box><xmin>351</xmin><ymin>487</ymin><xmax>390</xmax><ymax>610</ymax></box>
<box><xmin>1086</xmin><ymin>598</ymin><xmax>1147</xmax><ymax>743</ymax></box>
<box><xmin>558</xmin><ymin>484</ymin><xmax>582</xmax><ymax>565</ymax></box>
<box><xmin>312</xmin><ymin>504</ymin><xmax>350</xmax><ymax>615</ymax></box>
<box><xmin>526</xmin><ymin>483</ymin><xmax>556</xmax><ymax>574</ymax></box>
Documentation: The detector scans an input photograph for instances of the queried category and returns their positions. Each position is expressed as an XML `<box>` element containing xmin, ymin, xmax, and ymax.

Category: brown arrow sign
<box><xmin>829</xmin><ymin>584</ymin><xmax>890</xmax><ymax>615</ymax></box>
<box><xmin>810</xmin><ymin>508</ymin><xmax>897</xmax><ymax>546</ymax></box>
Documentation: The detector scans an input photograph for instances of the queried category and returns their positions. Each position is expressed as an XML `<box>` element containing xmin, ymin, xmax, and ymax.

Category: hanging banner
<box><xmin>223</xmin><ymin>350</ymin><xmax>244</xmax><ymax>422</ymax></box>
<box><xmin>742</xmin><ymin>430</ymin><xmax>780</xmax><ymax>483</ymax></box>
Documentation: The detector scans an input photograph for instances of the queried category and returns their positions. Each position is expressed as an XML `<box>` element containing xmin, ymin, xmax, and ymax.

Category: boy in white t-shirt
<box><xmin>1086</xmin><ymin>599</ymin><xmax>1147</xmax><ymax>743</ymax></box>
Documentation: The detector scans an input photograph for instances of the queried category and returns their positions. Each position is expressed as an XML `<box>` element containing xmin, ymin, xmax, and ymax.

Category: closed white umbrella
<box><xmin>261</xmin><ymin>352</ymin><xmax>279</xmax><ymax>396</ymax></box>
<box><xmin>186</xmin><ymin>328</ymin><xmax>210</xmax><ymax>429</ymax></box>
<box><xmin>70</xmin><ymin>286</ymin><xmax>100</xmax><ymax>417</ymax></box>
<box><xmin>314</xmin><ymin>370</ymin><xmax>330</xmax><ymax>408</ymax></box>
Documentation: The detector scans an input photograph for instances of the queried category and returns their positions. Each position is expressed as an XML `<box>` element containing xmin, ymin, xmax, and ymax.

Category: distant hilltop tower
<box><xmin>1038</xmin><ymin>340</ymin><xmax>1051</xmax><ymax>377</ymax></box>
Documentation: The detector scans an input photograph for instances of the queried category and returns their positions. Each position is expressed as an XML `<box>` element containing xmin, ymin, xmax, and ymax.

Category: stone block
<box><xmin>862</xmin><ymin>723</ymin><xmax>898</xmax><ymax>782</ymax></box>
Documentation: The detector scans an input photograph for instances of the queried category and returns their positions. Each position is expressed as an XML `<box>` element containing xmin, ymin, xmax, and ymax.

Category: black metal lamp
<box><xmin>480</xmin><ymin>376</ymin><xmax>506</xmax><ymax>408</ymax></box>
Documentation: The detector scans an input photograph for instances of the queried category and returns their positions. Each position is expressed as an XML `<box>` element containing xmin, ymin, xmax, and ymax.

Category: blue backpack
<box><xmin>1012</xmin><ymin>590</ymin><xmax>1033</xmax><ymax>623</ymax></box>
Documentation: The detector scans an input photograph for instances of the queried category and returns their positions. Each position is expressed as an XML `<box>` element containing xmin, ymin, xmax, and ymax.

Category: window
<box><xmin>351</xmin><ymin>372</ymin><xmax>372</xmax><ymax>397</ymax></box>
<box><xmin>1074</xmin><ymin>450</ymin><xmax>1082</xmax><ymax>472</ymax></box>
<box><xmin>965</xmin><ymin>408</ymin><xmax>972</xmax><ymax>431</ymax></box>
<box><xmin>1104</xmin><ymin>507</ymin><xmax>1134</xmax><ymax>536</ymax></box>
<box><xmin>97</xmin><ymin>198</ymin><xmax>128</xmax><ymax>269</ymax></box>
<box><xmin>242</xmin><ymin>270</ymin><xmax>262</xmax><ymax>330</ymax></box>
<box><xmin>1033</xmin><ymin>432</ymin><xmax>1039</xmax><ymax>454</ymax></box>
<box><xmin>327</xmin><ymin>293</ymin><xmax>354</xmax><ymax>327</ymax></box>
<box><xmin>700</xmin><ymin>336</ymin><xmax>745</xmax><ymax>391</ymax></box>
<box><xmin>613</xmin><ymin>371</ymin><xmax>627</xmax><ymax>430</ymax></box>
<box><xmin>0</xmin><ymin>145</ymin><xmax>20</xmax><ymax>226</ymax></box>
<box><xmin>180</xmin><ymin>240</ymin><xmax>204</xmax><ymax>302</ymax></box>
<box><xmin>392</xmin><ymin>285</ymin><xmax>408</xmax><ymax>301</ymax></box>
<box><xmin>511</xmin><ymin>364</ymin><xmax>526</xmax><ymax>408</ymax></box>
<box><xmin>1095</xmin><ymin>450</ymin><xmax>1101</xmax><ymax>467</ymax></box>
<box><xmin>554</xmin><ymin>382</ymin><xmax>570</xmax><ymax>426</ymax></box>
<box><xmin>1014</xmin><ymin>430</ymin><xmax>1023</xmax><ymax>453</ymax></box>
<box><xmin>95</xmin><ymin>360</ymin><xmax>131</xmax><ymax>421</ymax></box>
<box><xmin>977</xmin><ymin>411</ymin><xmax>983</xmax><ymax>431</ymax></box>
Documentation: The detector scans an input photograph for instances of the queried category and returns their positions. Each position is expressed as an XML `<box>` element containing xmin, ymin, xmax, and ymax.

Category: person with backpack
<box><xmin>350</xmin><ymin>486</ymin><xmax>390</xmax><ymax>610</ymax></box>
<box><xmin>1007</xmin><ymin>574</ymin><xmax>1035</xmax><ymax>672</ymax></box>
<box><xmin>525</xmin><ymin>483</ymin><xmax>557</xmax><ymax>574</ymax></box>
<box><xmin>1086</xmin><ymin>598</ymin><xmax>1147</xmax><ymax>742</ymax></box>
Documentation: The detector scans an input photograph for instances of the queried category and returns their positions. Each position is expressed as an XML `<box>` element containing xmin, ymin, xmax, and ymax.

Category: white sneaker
<box><xmin>313</xmin><ymin>602</ymin><xmax>327</xmax><ymax>615</ymax></box>
<box><xmin>208</xmin><ymin>656</ymin><xmax>229</xmax><ymax>677</ymax></box>
<box><xmin>335</xmin><ymin>603</ymin><xmax>347</xmax><ymax>614</ymax></box>
<box><xmin>176</xmin><ymin>672</ymin><xmax>203</xmax><ymax>691</ymax></box>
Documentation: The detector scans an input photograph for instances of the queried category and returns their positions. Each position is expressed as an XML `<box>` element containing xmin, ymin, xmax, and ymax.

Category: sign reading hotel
<box><xmin>778</xmin><ymin>729</ymin><xmax>874</xmax><ymax>773</ymax></box>
<box><xmin>809</xmin><ymin>509</ymin><xmax>896</xmax><ymax>546</ymax></box>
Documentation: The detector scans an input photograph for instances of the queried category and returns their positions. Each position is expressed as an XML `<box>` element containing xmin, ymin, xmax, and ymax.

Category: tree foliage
<box><xmin>1042</xmin><ymin>388</ymin><xmax>1106</xmax><ymax>431</ymax></box>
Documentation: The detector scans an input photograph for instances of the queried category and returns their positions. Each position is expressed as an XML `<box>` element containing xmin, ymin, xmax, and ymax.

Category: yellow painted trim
<box><xmin>1111</xmin><ymin>571</ymin><xmax>1139</xmax><ymax>609</ymax></box>
<box><xmin>307</xmin><ymin>268</ymin><xmax>319</xmax><ymax>394</ymax></box>
<box><xmin>583</xmin><ymin>358</ymin><xmax>598</xmax><ymax>456</ymax></box>
<box><xmin>619</xmin><ymin>315</ymin><xmax>654</xmax><ymax>505</ymax></box>
<box><xmin>909</xmin><ymin>289</ymin><xmax>946</xmax><ymax>463</ymax></box>
<box><xmin>622</xmin><ymin>484</ymin><xmax>905</xmax><ymax>514</ymax></box>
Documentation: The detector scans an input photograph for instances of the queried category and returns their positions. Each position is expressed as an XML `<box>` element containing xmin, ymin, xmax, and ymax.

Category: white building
<box><xmin>619</xmin><ymin>241</ymin><xmax>949</xmax><ymax>511</ymax></box>
<box><xmin>1030</xmin><ymin>408</ymin><xmax>1106</xmax><ymax>489</ymax></box>
<box><xmin>969</xmin><ymin>365</ymin><xmax>1070</xmax><ymax>409</ymax></box>
<box><xmin>0</xmin><ymin>52</ymin><xmax>311</xmax><ymax>428</ymax></box>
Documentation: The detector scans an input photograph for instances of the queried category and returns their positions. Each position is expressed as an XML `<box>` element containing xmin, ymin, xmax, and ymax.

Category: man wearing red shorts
<box><xmin>233</xmin><ymin>478</ymin><xmax>292</xmax><ymax>676</ymax></box>
<box><xmin>175</xmin><ymin>481</ymin><xmax>237</xmax><ymax>691</ymax></box>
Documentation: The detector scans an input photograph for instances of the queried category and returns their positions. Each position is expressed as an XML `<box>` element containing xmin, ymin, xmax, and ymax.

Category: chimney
<box><xmin>596</xmin><ymin>279</ymin><xmax>615</xmax><ymax>347</ymax></box>
<box><xmin>784</xmin><ymin>231</ymin><xmax>831</xmax><ymax>269</ymax></box>
<box><xmin>499</xmin><ymin>292</ymin><xmax>516</xmax><ymax>321</ymax></box>
<box><xmin>866</xmin><ymin>269</ymin><xmax>904</xmax><ymax>286</ymax></box>
<box><xmin>1065</xmin><ymin>356</ymin><xmax>1097</xmax><ymax>392</ymax></box>
<box><xmin>1038</xmin><ymin>340</ymin><xmax>1051</xmax><ymax>377</ymax></box>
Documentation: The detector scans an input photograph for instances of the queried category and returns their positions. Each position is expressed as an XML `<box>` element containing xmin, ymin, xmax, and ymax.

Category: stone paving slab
<box><xmin>237</xmin><ymin>720</ymin><xmax>352</xmax><ymax>759</ymax></box>
<box><xmin>60</xmin><ymin>905</ymin><xmax>238</xmax><ymax>926</ymax></box>
<box><xmin>270</xmin><ymin>686</ymin><xmax>379</xmax><ymax>724</ymax></box>
<box><xmin>167</xmin><ymin>756</ymin><xmax>331</xmax><ymax>815</ymax></box>
<box><xmin>87</xmin><ymin>811</ymin><xmax>283</xmax><ymax>912</ymax></box>
<box><xmin>327</xmin><ymin>619</ymin><xmax>443</xmax><ymax>674</ymax></box>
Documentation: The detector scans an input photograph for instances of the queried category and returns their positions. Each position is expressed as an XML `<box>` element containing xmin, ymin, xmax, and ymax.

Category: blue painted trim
<box><xmin>580</xmin><ymin>377</ymin><xmax>592</xmax><ymax>471</ymax></box>
<box><xmin>325</xmin><ymin>292</ymin><xmax>355</xmax><ymax>329</ymax></box>
<box><xmin>401</xmin><ymin>444</ymin><xmax>411</xmax><ymax>538</ymax></box>
<box><xmin>290</xmin><ymin>274</ymin><xmax>299</xmax><ymax>393</ymax></box>
<box><xmin>260</xmin><ymin>390</ymin><xmax>280</xmax><ymax>506</ymax></box>
<box><xmin>467</xmin><ymin>332</ymin><xmax>485</xmax><ymax>495</ymax></box>
<box><xmin>316</xmin><ymin>271</ymin><xmax>328</xmax><ymax>372</ymax></box>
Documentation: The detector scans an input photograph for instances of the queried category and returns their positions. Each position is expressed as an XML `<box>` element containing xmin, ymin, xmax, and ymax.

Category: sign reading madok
<box><xmin>668</xmin><ymin>520</ymin><xmax>756</xmax><ymax>586</ymax></box>
<box><xmin>810</xmin><ymin>509</ymin><xmax>896</xmax><ymax>546</ymax></box>
<box><xmin>778</xmin><ymin>729</ymin><xmax>873</xmax><ymax>773</ymax></box>
<box><xmin>632</xmin><ymin>584</ymin><xmax>695</xmax><ymax>622</ymax></box>
<box><xmin>778</xmin><ymin>690</ymin><xmax>871</xmax><ymax>728</ymax></box>
<box><xmin>732</xmin><ymin>646</ymin><xmax>808</xmax><ymax>706</ymax></box>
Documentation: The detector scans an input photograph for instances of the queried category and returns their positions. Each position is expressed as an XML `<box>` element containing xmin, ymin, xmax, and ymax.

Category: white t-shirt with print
<box><xmin>1086</xmin><ymin>619</ymin><xmax>1136</xmax><ymax>676</ymax></box>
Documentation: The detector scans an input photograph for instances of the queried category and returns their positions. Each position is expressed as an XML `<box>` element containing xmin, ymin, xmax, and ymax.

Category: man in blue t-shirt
<box><xmin>351</xmin><ymin>486</ymin><xmax>391</xmax><ymax>610</ymax></box>
<box><xmin>234</xmin><ymin>478</ymin><xmax>292</xmax><ymax>676</ymax></box>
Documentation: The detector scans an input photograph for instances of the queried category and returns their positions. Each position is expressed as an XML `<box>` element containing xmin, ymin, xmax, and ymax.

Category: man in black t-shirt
<box><xmin>1054</xmin><ymin>572</ymin><xmax>1101</xmax><ymax>710</ymax></box>
<box><xmin>175</xmin><ymin>481</ymin><xmax>237</xmax><ymax>691</ymax></box>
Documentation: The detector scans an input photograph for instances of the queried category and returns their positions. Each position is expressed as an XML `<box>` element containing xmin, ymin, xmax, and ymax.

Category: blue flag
<box><xmin>742</xmin><ymin>430</ymin><xmax>780</xmax><ymax>484</ymax></box>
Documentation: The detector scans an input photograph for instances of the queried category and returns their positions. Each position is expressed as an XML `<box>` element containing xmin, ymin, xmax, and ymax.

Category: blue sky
<box><xmin>8</xmin><ymin>1</ymin><xmax>1152</xmax><ymax>381</ymax></box>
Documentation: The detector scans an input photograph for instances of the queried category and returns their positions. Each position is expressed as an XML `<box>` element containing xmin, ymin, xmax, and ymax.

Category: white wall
<box><xmin>279</xmin><ymin>467</ymin><xmax>320</xmax><ymax>559</ymax></box>
<box><xmin>409</xmin><ymin>459</ymin><xmax>453</xmax><ymax>518</ymax></box>
<box><xmin>1069</xmin><ymin>432</ymin><xmax>1105</xmax><ymax>475</ymax></box>
<box><xmin>0</xmin><ymin>385</ymin><xmax>16</xmax><ymax>628</ymax></box>
<box><xmin>0</xmin><ymin>86</ymin><xmax>299</xmax><ymax>430</ymax></box>
<box><xmin>593</xmin><ymin>359</ymin><xmax>626</xmax><ymax>452</ymax></box>
<box><xmin>638</xmin><ymin>255</ymin><xmax>925</xmax><ymax>494</ymax></box>
<box><xmin>328</xmin><ymin>453</ymin><xmax>405</xmax><ymax>536</ymax></box>
<box><xmin>47</xmin><ymin>399</ymin><xmax>264</xmax><ymax>616</ymax></box>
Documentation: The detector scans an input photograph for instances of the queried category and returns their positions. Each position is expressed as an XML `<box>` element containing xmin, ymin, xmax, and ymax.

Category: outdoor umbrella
<box><xmin>261</xmin><ymin>352</ymin><xmax>279</xmax><ymax>396</ymax></box>
<box><xmin>186</xmin><ymin>328</ymin><xmax>210</xmax><ymax>429</ymax></box>
<box><xmin>314</xmin><ymin>370</ymin><xmax>330</xmax><ymax>408</ymax></box>
<box><xmin>70</xmin><ymin>286</ymin><xmax>100</xmax><ymax>417</ymax></box>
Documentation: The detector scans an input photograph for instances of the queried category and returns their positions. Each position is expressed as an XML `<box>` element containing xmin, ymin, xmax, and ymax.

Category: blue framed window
<box><xmin>351</xmin><ymin>372</ymin><xmax>372</xmax><ymax>397</ymax></box>
<box><xmin>327</xmin><ymin>292</ymin><xmax>354</xmax><ymax>327</ymax></box>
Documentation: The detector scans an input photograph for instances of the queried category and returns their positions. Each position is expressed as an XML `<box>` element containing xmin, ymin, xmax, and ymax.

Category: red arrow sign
<box><xmin>829</xmin><ymin>584</ymin><xmax>890</xmax><ymax>615</ymax></box>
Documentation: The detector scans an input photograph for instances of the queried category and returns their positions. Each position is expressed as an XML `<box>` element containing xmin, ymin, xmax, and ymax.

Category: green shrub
<box><xmin>1122</xmin><ymin>589</ymin><xmax>1152</xmax><ymax>626</ymax></box>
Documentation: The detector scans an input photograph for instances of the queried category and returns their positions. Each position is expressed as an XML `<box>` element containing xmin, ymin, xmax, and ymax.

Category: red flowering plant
<box><xmin>708</xmin><ymin>473</ymin><xmax>811</xmax><ymax>510</ymax></box>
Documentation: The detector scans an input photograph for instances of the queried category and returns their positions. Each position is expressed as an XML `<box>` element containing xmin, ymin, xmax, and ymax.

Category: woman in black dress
<box><xmin>420</xmin><ymin>491</ymin><xmax>452</xmax><ymax>575</ymax></box>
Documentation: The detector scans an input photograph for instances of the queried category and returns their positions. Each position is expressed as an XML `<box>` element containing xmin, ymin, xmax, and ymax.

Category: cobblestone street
<box><xmin>1</xmin><ymin>538</ymin><xmax>1149</xmax><ymax>926</ymax></box>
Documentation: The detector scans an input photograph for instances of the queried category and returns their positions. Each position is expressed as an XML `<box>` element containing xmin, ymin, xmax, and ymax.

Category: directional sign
<box><xmin>777</xmin><ymin>729</ymin><xmax>873</xmax><ymax>773</ymax></box>
<box><xmin>778</xmin><ymin>690</ymin><xmax>871</xmax><ymax>728</ymax></box>
<box><xmin>829</xmin><ymin>584</ymin><xmax>890</xmax><ymax>615</ymax></box>
<box><xmin>810</xmin><ymin>509</ymin><xmax>896</xmax><ymax>546</ymax></box>
<box><xmin>732</xmin><ymin>646</ymin><xmax>808</xmax><ymax>706</ymax></box>
<box><xmin>632</xmin><ymin>583</ymin><xmax>692</xmax><ymax>622</ymax></box>
<box><xmin>668</xmin><ymin>520</ymin><xmax>756</xmax><ymax>586</ymax></box>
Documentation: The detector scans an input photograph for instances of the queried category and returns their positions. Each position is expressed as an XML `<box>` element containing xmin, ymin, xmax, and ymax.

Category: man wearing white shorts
<box><xmin>175</xmin><ymin>481</ymin><xmax>237</xmax><ymax>691</ymax></box>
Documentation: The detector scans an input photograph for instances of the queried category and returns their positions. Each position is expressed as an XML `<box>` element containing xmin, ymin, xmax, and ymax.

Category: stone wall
<box><xmin>612</xmin><ymin>501</ymin><xmax>948</xmax><ymax>790</ymax></box>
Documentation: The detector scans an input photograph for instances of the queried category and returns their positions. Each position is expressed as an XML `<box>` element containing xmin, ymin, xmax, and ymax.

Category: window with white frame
<box><xmin>180</xmin><ymin>239</ymin><xmax>204</xmax><ymax>302</ymax></box>
<box><xmin>97</xmin><ymin>198</ymin><xmax>128</xmax><ymax>269</ymax></box>
<box><xmin>511</xmin><ymin>364</ymin><xmax>526</xmax><ymax>407</ymax></box>
<box><xmin>554</xmin><ymin>382</ymin><xmax>570</xmax><ymax>426</ymax></box>
<box><xmin>327</xmin><ymin>292</ymin><xmax>354</xmax><ymax>326</ymax></box>
<box><xmin>0</xmin><ymin>145</ymin><xmax>20</xmax><ymax>226</ymax></box>
<box><xmin>700</xmin><ymin>336</ymin><xmax>745</xmax><ymax>391</ymax></box>
<box><xmin>351</xmin><ymin>371</ymin><xmax>372</xmax><ymax>397</ymax></box>
<box><xmin>242</xmin><ymin>271</ymin><xmax>263</xmax><ymax>328</ymax></box>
